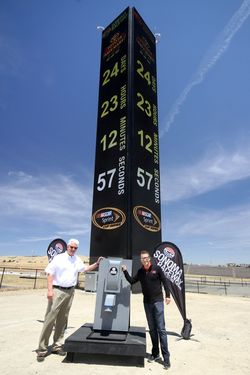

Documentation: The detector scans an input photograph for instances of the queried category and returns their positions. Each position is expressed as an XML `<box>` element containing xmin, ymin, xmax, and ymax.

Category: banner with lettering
<box><xmin>47</xmin><ymin>238</ymin><xmax>67</xmax><ymax>262</ymax></box>
<box><xmin>153</xmin><ymin>241</ymin><xmax>192</xmax><ymax>339</ymax></box>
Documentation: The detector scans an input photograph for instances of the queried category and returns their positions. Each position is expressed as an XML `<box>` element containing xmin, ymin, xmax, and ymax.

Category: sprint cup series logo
<box><xmin>92</xmin><ymin>207</ymin><xmax>126</xmax><ymax>230</ymax></box>
<box><xmin>133</xmin><ymin>205</ymin><xmax>161</xmax><ymax>232</ymax></box>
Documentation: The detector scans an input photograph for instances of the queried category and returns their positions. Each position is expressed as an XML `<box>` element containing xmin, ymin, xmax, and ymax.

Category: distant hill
<box><xmin>1</xmin><ymin>257</ymin><xmax>249</xmax><ymax>279</ymax></box>
<box><xmin>0</xmin><ymin>255</ymin><xmax>90</xmax><ymax>269</ymax></box>
<box><xmin>185</xmin><ymin>264</ymin><xmax>250</xmax><ymax>279</ymax></box>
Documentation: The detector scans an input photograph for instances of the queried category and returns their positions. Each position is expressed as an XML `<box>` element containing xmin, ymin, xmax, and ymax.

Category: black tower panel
<box><xmin>90</xmin><ymin>8</ymin><xmax>161</xmax><ymax>267</ymax></box>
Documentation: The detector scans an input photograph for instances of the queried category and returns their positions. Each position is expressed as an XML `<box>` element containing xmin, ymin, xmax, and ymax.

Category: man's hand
<box><xmin>47</xmin><ymin>289</ymin><xmax>53</xmax><ymax>300</ymax></box>
<box><xmin>165</xmin><ymin>297</ymin><xmax>171</xmax><ymax>305</ymax></box>
<box><xmin>121</xmin><ymin>265</ymin><xmax>127</xmax><ymax>271</ymax></box>
<box><xmin>96</xmin><ymin>256</ymin><xmax>104</xmax><ymax>265</ymax></box>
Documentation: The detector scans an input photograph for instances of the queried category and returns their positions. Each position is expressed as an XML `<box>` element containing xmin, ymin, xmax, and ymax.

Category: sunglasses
<box><xmin>69</xmin><ymin>246</ymin><xmax>78</xmax><ymax>250</ymax></box>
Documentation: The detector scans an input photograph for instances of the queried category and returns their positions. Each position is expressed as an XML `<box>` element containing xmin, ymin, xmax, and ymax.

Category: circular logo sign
<box><xmin>133</xmin><ymin>205</ymin><xmax>161</xmax><ymax>232</ymax></box>
<box><xmin>47</xmin><ymin>238</ymin><xmax>67</xmax><ymax>262</ymax></box>
<box><xmin>92</xmin><ymin>207</ymin><xmax>126</xmax><ymax>230</ymax></box>
<box><xmin>109</xmin><ymin>267</ymin><xmax>118</xmax><ymax>275</ymax></box>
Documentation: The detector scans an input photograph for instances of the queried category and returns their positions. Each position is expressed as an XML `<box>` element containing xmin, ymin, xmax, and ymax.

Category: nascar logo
<box><xmin>164</xmin><ymin>247</ymin><xmax>175</xmax><ymax>258</ymax></box>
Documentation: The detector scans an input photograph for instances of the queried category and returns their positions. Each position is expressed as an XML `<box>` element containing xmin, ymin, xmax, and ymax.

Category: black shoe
<box><xmin>148</xmin><ymin>354</ymin><xmax>161</xmax><ymax>362</ymax></box>
<box><xmin>51</xmin><ymin>348</ymin><xmax>67</xmax><ymax>356</ymax></box>
<box><xmin>163</xmin><ymin>360</ymin><xmax>171</xmax><ymax>369</ymax></box>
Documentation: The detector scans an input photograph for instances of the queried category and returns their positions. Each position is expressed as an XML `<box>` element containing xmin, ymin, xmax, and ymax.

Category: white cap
<box><xmin>67</xmin><ymin>238</ymin><xmax>79</xmax><ymax>247</ymax></box>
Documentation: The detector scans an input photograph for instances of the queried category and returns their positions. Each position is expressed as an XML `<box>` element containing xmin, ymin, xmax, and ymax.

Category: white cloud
<box><xmin>160</xmin><ymin>143</ymin><xmax>250</xmax><ymax>263</ymax></box>
<box><xmin>161</xmin><ymin>146</ymin><xmax>250</xmax><ymax>202</ymax></box>
<box><xmin>160</xmin><ymin>0</ymin><xmax>250</xmax><ymax>137</ymax></box>
<box><xmin>18</xmin><ymin>236</ymin><xmax>53</xmax><ymax>243</ymax></box>
<box><xmin>162</xmin><ymin>203</ymin><xmax>250</xmax><ymax>264</ymax></box>
<box><xmin>176</xmin><ymin>205</ymin><xmax>250</xmax><ymax>240</ymax></box>
<box><xmin>0</xmin><ymin>172</ymin><xmax>93</xmax><ymax>234</ymax></box>
<box><xmin>8</xmin><ymin>170</ymin><xmax>33</xmax><ymax>181</ymax></box>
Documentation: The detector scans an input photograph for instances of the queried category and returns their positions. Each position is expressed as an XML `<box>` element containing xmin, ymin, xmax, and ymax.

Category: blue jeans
<box><xmin>144</xmin><ymin>301</ymin><xmax>170</xmax><ymax>362</ymax></box>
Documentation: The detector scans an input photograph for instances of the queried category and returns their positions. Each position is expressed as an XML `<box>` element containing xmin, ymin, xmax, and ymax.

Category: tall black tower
<box><xmin>90</xmin><ymin>7</ymin><xmax>161</xmax><ymax>272</ymax></box>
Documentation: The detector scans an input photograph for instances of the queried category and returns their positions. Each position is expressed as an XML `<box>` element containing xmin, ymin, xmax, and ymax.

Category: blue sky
<box><xmin>1</xmin><ymin>0</ymin><xmax>250</xmax><ymax>265</ymax></box>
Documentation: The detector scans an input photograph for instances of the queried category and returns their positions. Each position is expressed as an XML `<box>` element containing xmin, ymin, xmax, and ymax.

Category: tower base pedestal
<box><xmin>64</xmin><ymin>323</ymin><xmax>146</xmax><ymax>367</ymax></box>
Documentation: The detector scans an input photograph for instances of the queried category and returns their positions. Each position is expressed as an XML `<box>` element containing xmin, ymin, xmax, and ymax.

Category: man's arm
<box><xmin>158</xmin><ymin>266</ymin><xmax>171</xmax><ymax>303</ymax></box>
<box><xmin>84</xmin><ymin>256</ymin><xmax>104</xmax><ymax>272</ymax></box>
<box><xmin>47</xmin><ymin>273</ymin><xmax>54</xmax><ymax>300</ymax></box>
<box><xmin>121</xmin><ymin>265</ymin><xmax>139</xmax><ymax>285</ymax></box>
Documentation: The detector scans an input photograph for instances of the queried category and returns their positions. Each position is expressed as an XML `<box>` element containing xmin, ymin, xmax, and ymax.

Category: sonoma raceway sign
<box><xmin>154</xmin><ymin>247</ymin><xmax>183</xmax><ymax>290</ymax></box>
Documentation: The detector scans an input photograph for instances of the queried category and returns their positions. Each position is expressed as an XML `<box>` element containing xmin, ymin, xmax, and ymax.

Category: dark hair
<box><xmin>140</xmin><ymin>250</ymin><xmax>150</xmax><ymax>256</ymax></box>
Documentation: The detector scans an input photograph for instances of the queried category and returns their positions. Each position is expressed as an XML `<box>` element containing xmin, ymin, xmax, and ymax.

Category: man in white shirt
<box><xmin>36</xmin><ymin>238</ymin><xmax>103</xmax><ymax>362</ymax></box>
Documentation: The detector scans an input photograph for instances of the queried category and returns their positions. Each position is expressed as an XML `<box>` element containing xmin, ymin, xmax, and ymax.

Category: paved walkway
<box><xmin>0</xmin><ymin>289</ymin><xmax>249</xmax><ymax>374</ymax></box>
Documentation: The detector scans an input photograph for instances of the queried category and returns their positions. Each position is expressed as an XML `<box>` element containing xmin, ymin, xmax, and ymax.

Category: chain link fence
<box><xmin>1</xmin><ymin>265</ymin><xmax>250</xmax><ymax>297</ymax></box>
<box><xmin>0</xmin><ymin>266</ymin><xmax>86</xmax><ymax>291</ymax></box>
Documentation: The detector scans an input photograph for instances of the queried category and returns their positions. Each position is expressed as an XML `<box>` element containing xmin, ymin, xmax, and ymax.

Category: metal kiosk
<box><xmin>64</xmin><ymin>258</ymin><xmax>146</xmax><ymax>366</ymax></box>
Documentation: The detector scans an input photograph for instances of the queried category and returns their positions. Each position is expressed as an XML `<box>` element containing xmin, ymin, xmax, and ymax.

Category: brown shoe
<box><xmin>51</xmin><ymin>348</ymin><xmax>67</xmax><ymax>356</ymax></box>
<box><xmin>36</xmin><ymin>350</ymin><xmax>48</xmax><ymax>362</ymax></box>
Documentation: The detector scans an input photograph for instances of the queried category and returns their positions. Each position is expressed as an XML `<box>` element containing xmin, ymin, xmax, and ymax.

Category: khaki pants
<box><xmin>38</xmin><ymin>288</ymin><xmax>74</xmax><ymax>351</ymax></box>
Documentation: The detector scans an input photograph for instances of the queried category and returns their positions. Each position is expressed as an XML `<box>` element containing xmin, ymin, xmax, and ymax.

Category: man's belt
<box><xmin>53</xmin><ymin>285</ymin><xmax>74</xmax><ymax>290</ymax></box>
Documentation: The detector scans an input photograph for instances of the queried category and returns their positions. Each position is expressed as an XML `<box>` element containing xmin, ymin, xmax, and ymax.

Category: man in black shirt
<box><xmin>122</xmin><ymin>250</ymin><xmax>171</xmax><ymax>369</ymax></box>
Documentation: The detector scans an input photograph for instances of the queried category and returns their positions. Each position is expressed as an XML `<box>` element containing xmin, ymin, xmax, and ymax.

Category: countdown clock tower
<box><xmin>90</xmin><ymin>7</ymin><xmax>161</xmax><ymax>271</ymax></box>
